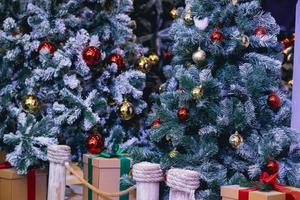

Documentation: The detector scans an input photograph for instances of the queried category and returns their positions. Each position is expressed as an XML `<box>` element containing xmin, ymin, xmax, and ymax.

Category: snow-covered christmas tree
<box><xmin>130</xmin><ymin>0</ymin><xmax>300</xmax><ymax>199</ymax></box>
<box><xmin>0</xmin><ymin>0</ymin><xmax>147</xmax><ymax>174</ymax></box>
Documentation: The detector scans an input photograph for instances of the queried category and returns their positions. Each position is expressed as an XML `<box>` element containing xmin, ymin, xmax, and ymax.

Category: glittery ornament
<box><xmin>241</xmin><ymin>34</ymin><xmax>250</xmax><ymax>47</ymax></box>
<box><xmin>148</xmin><ymin>53</ymin><xmax>160</xmax><ymax>66</ymax></box>
<box><xmin>22</xmin><ymin>94</ymin><xmax>41</xmax><ymax>113</ymax></box>
<box><xmin>191</xmin><ymin>85</ymin><xmax>204</xmax><ymax>99</ymax></box>
<box><xmin>177</xmin><ymin>106</ymin><xmax>189</xmax><ymax>121</ymax></box>
<box><xmin>151</xmin><ymin>118</ymin><xmax>161</xmax><ymax>128</ymax></box>
<box><xmin>267</xmin><ymin>93</ymin><xmax>281</xmax><ymax>111</ymax></box>
<box><xmin>229</xmin><ymin>131</ymin><xmax>244</xmax><ymax>148</ymax></box>
<box><xmin>86</xmin><ymin>133</ymin><xmax>105</xmax><ymax>154</ymax></box>
<box><xmin>192</xmin><ymin>48</ymin><xmax>206</xmax><ymax>64</ymax></box>
<box><xmin>254</xmin><ymin>26</ymin><xmax>267</xmax><ymax>36</ymax></box>
<box><xmin>137</xmin><ymin>56</ymin><xmax>151</xmax><ymax>73</ymax></box>
<box><xmin>82</xmin><ymin>46</ymin><xmax>102</xmax><ymax>66</ymax></box>
<box><xmin>211</xmin><ymin>30</ymin><xmax>224</xmax><ymax>42</ymax></box>
<box><xmin>38</xmin><ymin>41</ymin><xmax>56</xmax><ymax>54</ymax></box>
<box><xmin>118</xmin><ymin>101</ymin><xmax>134</xmax><ymax>121</ymax></box>
<box><xmin>107</xmin><ymin>53</ymin><xmax>125</xmax><ymax>71</ymax></box>
<box><xmin>170</xmin><ymin>8</ymin><xmax>179</xmax><ymax>19</ymax></box>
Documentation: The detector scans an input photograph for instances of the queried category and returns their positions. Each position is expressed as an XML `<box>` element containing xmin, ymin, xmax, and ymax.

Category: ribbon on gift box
<box><xmin>238</xmin><ymin>165</ymin><xmax>300</xmax><ymax>200</ymax></box>
<box><xmin>87</xmin><ymin>148</ymin><xmax>131</xmax><ymax>200</ymax></box>
<box><xmin>27</xmin><ymin>169</ymin><xmax>36</xmax><ymax>200</ymax></box>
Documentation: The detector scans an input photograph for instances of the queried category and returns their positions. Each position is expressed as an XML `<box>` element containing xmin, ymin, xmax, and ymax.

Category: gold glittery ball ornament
<box><xmin>137</xmin><ymin>56</ymin><xmax>151</xmax><ymax>73</ymax></box>
<box><xmin>169</xmin><ymin>149</ymin><xmax>178</xmax><ymax>158</ymax></box>
<box><xmin>170</xmin><ymin>8</ymin><xmax>179</xmax><ymax>19</ymax></box>
<box><xmin>22</xmin><ymin>94</ymin><xmax>41</xmax><ymax>113</ymax></box>
<box><xmin>148</xmin><ymin>53</ymin><xmax>160</xmax><ymax>66</ymax></box>
<box><xmin>118</xmin><ymin>100</ymin><xmax>134</xmax><ymax>121</ymax></box>
<box><xmin>241</xmin><ymin>34</ymin><xmax>250</xmax><ymax>48</ymax></box>
<box><xmin>191</xmin><ymin>85</ymin><xmax>204</xmax><ymax>99</ymax></box>
<box><xmin>183</xmin><ymin>12</ymin><xmax>194</xmax><ymax>25</ymax></box>
<box><xmin>229</xmin><ymin>131</ymin><xmax>244</xmax><ymax>148</ymax></box>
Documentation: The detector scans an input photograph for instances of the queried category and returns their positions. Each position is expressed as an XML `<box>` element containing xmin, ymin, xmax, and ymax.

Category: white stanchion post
<box><xmin>133</xmin><ymin>162</ymin><xmax>164</xmax><ymax>200</ymax></box>
<box><xmin>167</xmin><ymin>168</ymin><xmax>200</xmax><ymax>200</ymax></box>
<box><xmin>47</xmin><ymin>145</ymin><xmax>71</xmax><ymax>200</ymax></box>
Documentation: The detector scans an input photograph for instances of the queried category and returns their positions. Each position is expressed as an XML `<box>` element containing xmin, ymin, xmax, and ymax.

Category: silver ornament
<box><xmin>192</xmin><ymin>48</ymin><xmax>206</xmax><ymax>64</ymax></box>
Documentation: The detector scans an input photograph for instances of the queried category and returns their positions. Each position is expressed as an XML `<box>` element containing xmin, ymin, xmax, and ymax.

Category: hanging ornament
<box><xmin>170</xmin><ymin>8</ymin><xmax>179</xmax><ymax>19</ymax></box>
<box><xmin>229</xmin><ymin>131</ymin><xmax>244</xmax><ymax>148</ymax></box>
<box><xmin>288</xmin><ymin>80</ymin><xmax>293</xmax><ymax>89</ymax></box>
<box><xmin>266</xmin><ymin>160</ymin><xmax>279</xmax><ymax>175</ymax></box>
<box><xmin>183</xmin><ymin>12</ymin><xmax>194</xmax><ymax>25</ymax></box>
<box><xmin>211</xmin><ymin>30</ymin><xmax>224</xmax><ymax>42</ymax></box>
<box><xmin>169</xmin><ymin>149</ymin><xmax>178</xmax><ymax>158</ymax></box>
<box><xmin>194</xmin><ymin>17</ymin><xmax>209</xmax><ymax>31</ymax></box>
<box><xmin>118</xmin><ymin>100</ymin><xmax>134</xmax><ymax>121</ymax></box>
<box><xmin>177</xmin><ymin>106</ymin><xmax>189</xmax><ymax>121</ymax></box>
<box><xmin>165</xmin><ymin>135</ymin><xmax>172</xmax><ymax>141</ymax></box>
<box><xmin>86</xmin><ymin>133</ymin><xmax>105</xmax><ymax>154</ymax></box>
<box><xmin>241</xmin><ymin>34</ymin><xmax>250</xmax><ymax>48</ymax></box>
<box><xmin>267</xmin><ymin>92</ymin><xmax>281</xmax><ymax>111</ymax></box>
<box><xmin>137</xmin><ymin>56</ymin><xmax>151</xmax><ymax>73</ymax></box>
<box><xmin>107</xmin><ymin>53</ymin><xmax>125</xmax><ymax>71</ymax></box>
<box><xmin>192</xmin><ymin>48</ymin><xmax>206</xmax><ymax>64</ymax></box>
<box><xmin>191</xmin><ymin>85</ymin><xmax>204</xmax><ymax>99</ymax></box>
<box><xmin>151</xmin><ymin>118</ymin><xmax>161</xmax><ymax>128</ymax></box>
<box><xmin>22</xmin><ymin>94</ymin><xmax>41</xmax><ymax>113</ymax></box>
<box><xmin>148</xmin><ymin>53</ymin><xmax>160</xmax><ymax>66</ymax></box>
<box><xmin>38</xmin><ymin>41</ymin><xmax>56</xmax><ymax>54</ymax></box>
<box><xmin>283</xmin><ymin>46</ymin><xmax>293</xmax><ymax>63</ymax></box>
<box><xmin>231</xmin><ymin>0</ymin><xmax>238</xmax><ymax>5</ymax></box>
<box><xmin>159</xmin><ymin>83</ymin><xmax>166</xmax><ymax>93</ymax></box>
<box><xmin>163</xmin><ymin>51</ymin><xmax>173</xmax><ymax>59</ymax></box>
<box><xmin>82</xmin><ymin>46</ymin><xmax>102</xmax><ymax>66</ymax></box>
<box><xmin>254</xmin><ymin>26</ymin><xmax>267</xmax><ymax>36</ymax></box>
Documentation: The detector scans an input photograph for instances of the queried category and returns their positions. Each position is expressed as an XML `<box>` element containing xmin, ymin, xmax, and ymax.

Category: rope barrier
<box><xmin>64</xmin><ymin>162</ymin><xmax>136</xmax><ymax>200</ymax></box>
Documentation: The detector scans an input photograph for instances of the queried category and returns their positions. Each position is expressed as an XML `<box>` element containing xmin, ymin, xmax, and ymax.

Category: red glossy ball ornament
<box><xmin>266</xmin><ymin>160</ymin><xmax>279</xmax><ymax>174</ymax></box>
<box><xmin>38</xmin><ymin>41</ymin><xmax>56</xmax><ymax>54</ymax></box>
<box><xmin>86</xmin><ymin>133</ymin><xmax>105</xmax><ymax>154</ymax></box>
<box><xmin>267</xmin><ymin>93</ymin><xmax>281</xmax><ymax>111</ymax></box>
<box><xmin>107</xmin><ymin>53</ymin><xmax>125</xmax><ymax>71</ymax></box>
<box><xmin>177</xmin><ymin>106</ymin><xmax>189</xmax><ymax>121</ymax></box>
<box><xmin>0</xmin><ymin>161</ymin><xmax>12</xmax><ymax>169</ymax></box>
<box><xmin>82</xmin><ymin>46</ymin><xmax>102</xmax><ymax>66</ymax></box>
<box><xmin>151</xmin><ymin>118</ymin><xmax>161</xmax><ymax>128</ymax></box>
<box><xmin>210</xmin><ymin>30</ymin><xmax>224</xmax><ymax>42</ymax></box>
<box><xmin>254</xmin><ymin>26</ymin><xmax>267</xmax><ymax>36</ymax></box>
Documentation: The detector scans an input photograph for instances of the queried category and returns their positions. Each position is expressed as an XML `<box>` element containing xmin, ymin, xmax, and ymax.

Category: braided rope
<box><xmin>64</xmin><ymin>162</ymin><xmax>136</xmax><ymax>200</ymax></box>
<box><xmin>167</xmin><ymin>168</ymin><xmax>200</xmax><ymax>200</ymax></box>
<box><xmin>133</xmin><ymin>162</ymin><xmax>164</xmax><ymax>182</ymax></box>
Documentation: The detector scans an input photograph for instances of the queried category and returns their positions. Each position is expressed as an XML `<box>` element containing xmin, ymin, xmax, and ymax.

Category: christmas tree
<box><xmin>130</xmin><ymin>0</ymin><xmax>300</xmax><ymax>199</ymax></box>
<box><xmin>0</xmin><ymin>0</ymin><xmax>147</xmax><ymax>174</ymax></box>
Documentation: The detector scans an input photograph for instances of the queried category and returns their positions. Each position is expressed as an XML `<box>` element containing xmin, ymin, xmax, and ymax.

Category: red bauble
<box><xmin>38</xmin><ymin>41</ymin><xmax>56</xmax><ymax>54</ymax></box>
<box><xmin>266</xmin><ymin>160</ymin><xmax>279</xmax><ymax>174</ymax></box>
<box><xmin>254</xmin><ymin>26</ymin><xmax>267</xmax><ymax>36</ymax></box>
<box><xmin>163</xmin><ymin>51</ymin><xmax>173</xmax><ymax>59</ymax></box>
<box><xmin>82</xmin><ymin>46</ymin><xmax>102</xmax><ymax>66</ymax></box>
<box><xmin>151</xmin><ymin>118</ymin><xmax>161</xmax><ymax>128</ymax></box>
<box><xmin>267</xmin><ymin>93</ymin><xmax>281</xmax><ymax>111</ymax></box>
<box><xmin>107</xmin><ymin>53</ymin><xmax>125</xmax><ymax>71</ymax></box>
<box><xmin>177</xmin><ymin>107</ymin><xmax>189</xmax><ymax>121</ymax></box>
<box><xmin>86</xmin><ymin>133</ymin><xmax>105</xmax><ymax>154</ymax></box>
<box><xmin>210</xmin><ymin>30</ymin><xmax>224</xmax><ymax>42</ymax></box>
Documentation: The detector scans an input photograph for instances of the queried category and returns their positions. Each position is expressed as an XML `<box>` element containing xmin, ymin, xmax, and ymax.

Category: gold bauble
<box><xmin>183</xmin><ymin>12</ymin><xmax>194</xmax><ymax>25</ymax></box>
<box><xmin>229</xmin><ymin>131</ymin><xmax>244</xmax><ymax>148</ymax></box>
<box><xmin>241</xmin><ymin>34</ymin><xmax>250</xmax><ymax>48</ymax></box>
<box><xmin>191</xmin><ymin>85</ymin><xmax>204</xmax><ymax>99</ymax></box>
<box><xmin>148</xmin><ymin>53</ymin><xmax>160</xmax><ymax>66</ymax></box>
<box><xmin>169</xmin><ymin>149</ymin><xmax>178</xmax><ymax>158</ymax></box>
<box><xmin>232</xmin><ymin>0</ymin><xmax>238</xmax><ymax>5</ymax></box>
<box><xmin>288</xmin><ymin>80</ymin><xmax>293</xmax><ymax>88</ymax></box>
<box><xmin>170</xmin><ymin>8</ymin><xmax>179</xmax><ymax>19</ymax></box>
<box><xmin>22</xmin><ymin>94</ymin><xmax>41</xmax><ymax>113</ymax></box>
<box><xmin>159</xmin><ymin>83</ymin><xmax>166</xmax><ymax>93</ymax></box>
<box><xmin>192</xmin><ymin>48</ymin><xmax>206</xmax><ymax>64</ymax></box>
<box><xmin>118</xmin><ymin>101</ymin><xmax>134</xmax><ymax>121</ymax></box>
<box><xmin>137</xmin><ymin>56</ymin><xmax>151</xmax><ymax>73</ymax></box>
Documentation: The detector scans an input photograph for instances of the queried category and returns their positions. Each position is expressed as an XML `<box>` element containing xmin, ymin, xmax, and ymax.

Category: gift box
<box><xmin>83</xmin><ymin>154</ymin><xmax>136</xmax><ymax>200</ymax></box>
<box><xmin>221</xmin><ymin>185</ymin><xmax>300</xmax><ymax>200</ymax></box>
<box><xmin>0</xmin><ymin>168</ymin><xmax>48</xmax><ymax>200</ymax></box>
